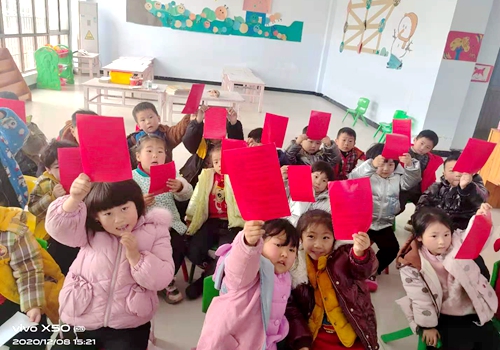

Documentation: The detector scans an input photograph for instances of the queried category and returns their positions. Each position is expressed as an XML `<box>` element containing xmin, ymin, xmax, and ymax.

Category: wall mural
<box><xmin>127</xmin><ymin>0</ymin><xmax>304</xmax><ymax>42</ymax></box>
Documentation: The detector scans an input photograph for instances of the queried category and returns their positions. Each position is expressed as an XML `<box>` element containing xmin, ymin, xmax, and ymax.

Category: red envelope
<box><xmin>392</xmin><ymin>119</ymin><xmax>412</xmax><ymax>149</ymax></box>
<box><xmin>288</xmin><ymin>166</ymin><xmax>315</xmax><ymax>202</ymax></box>
<box><xmin>306</xmin><ymin>110</ymin><xmax>331</xmax><ymax>140</ymax></box>
<box><xmin>262</xmin><ymin>113</ymin><xmax>289</xmax><ymax>148</ymax></box>
<box><xmin>224</xmin><ymin>143</ymin><xmax>291</xmax><ymax>221</ymax></box>
<box><xmin>455</xmin><ymin>213</ymin><xmax>493</xmax><ymax>259</ymax></box>
<box><xmin>182</xmin><ymin>83</ymin><xmax>205</xmax><ymax>114</ymax></box>
<box><xmin>203</xmin><ymin>107</ymin><xmax>227</xmax><ymax>140</ymax></box>
<box><xmin>77</xmin><ymin>115</ymin><xmax>132</xmax><ymax>182</ymax></box>
<box><xmin>149</xmin><ymin>162</ymin><xmax>176</xmax><ymax>195</ymax></box>
<box><xmin>0</xmin><ymin>98</ymin><xmax>26</xmax><ymax>123</ymax></box>
<box><xmin>221</xmin><ymin>138</ymin><xmax>247</xmax><ymax>174</ymax></box>
<box><xmin>329</xmin><ymin>178</ymin><xmax>373</xmax><ymax>240</ymax></box>
<box><xmin>453</xmin><ymin>138</ymin><xmax>496</xmax><ymax>174</ymax></box>
<box><xmin>58</xmin><ymin>147</ymin><xmax>83</xmax><ymax>191</ymax></box>
<box><xmin>382</xmin><ymin>134</ymin><xmax>410</xmax><ymax>160</ymax></box>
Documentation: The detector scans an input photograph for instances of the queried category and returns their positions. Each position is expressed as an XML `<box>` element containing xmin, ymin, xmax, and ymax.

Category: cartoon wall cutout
<box><xmin>443</xmin><ymin>31</ymin><xmax>483</xmax><ymax>62</ymax></box>
<box><xmin>471</xmin><ymin>63</ymin><xmax>494</xmax><ymax>83</ymax></box>
<box><xmin>243</xmin><ymin>0</ymin><xmax>272</xmax><ymax>14</ymax></box>
<box><xmin>387</xmin><ymin>12</ymin><xmax>418</xmax><ymax>70</ymax></box>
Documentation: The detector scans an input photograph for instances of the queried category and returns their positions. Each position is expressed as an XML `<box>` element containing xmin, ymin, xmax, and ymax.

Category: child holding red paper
<box><xmin>247</xmin><ymin>127</ymin><xmax>290</xmax><ymax>166</ymax></box>
<box><xmin>58</xmin><ymin>109</ymin><xmax>97</xmax><ymax>144</ymax></box>
<box><xmin>132</xmin><ymin>135</ymin><xmax>193</xmax><ymax>304</ymax></box>
<box><xmin>46</xmin><ymin>175</ymin><xmax>174</xmax><ymax>350</ymax></box>
<box><xmin>396</xmin><ymin>204</ymin><xmax>500</xmax><ymax>350</ymax></box>
<box><xmin>285</xmin><ymin>127</ymin><xmax>341</xmax><ymax>167</ymax></box>
<box><xmin>285</xmin><ymin>210</ymin><xmax>378</xmax><ymax>350</ymax></box>
<box><xmin>197</xmin><ymin>219</ymin><xmax>300</xmax><ymax>350</ymax></box>
<box><xmin>334</xmin><ymin>127</ymin><xmax>366</xmax><ymax>180</ymax></box>
<box><xmin>349</xmin><ymin>143</ymin><xmax>420</xmax><ymax>290</ymax></box>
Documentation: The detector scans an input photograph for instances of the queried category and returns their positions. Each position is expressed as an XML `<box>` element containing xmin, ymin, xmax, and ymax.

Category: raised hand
<box><xmin>352</xmin><ymin>232</ymin><xmax>371</xmax><ymax>257</ymax></box>
<box><xmin>52</xmin><ymin>184</ymin><xmax>67</xmax><ymax>198</ymax></box>
<box><xmin>243</xmin><ymin>220</ymin><xmax>265</xmax><ymax>247</ymax></box>
<box><xmin>69</xmin><ymin>173</ymin><xmax>91</xmax><ymax>202</ymax></box>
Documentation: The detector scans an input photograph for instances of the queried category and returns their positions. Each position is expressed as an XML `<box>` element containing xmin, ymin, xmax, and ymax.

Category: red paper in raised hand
<box><xmin>221</xmin><ymin>138</ymin><xmax>247</xmax><ymax>174</ymax></box>
<box><xmin>262</xmin><ymin>113</ymin><xmax>289</xmax><ymax>148</ymax></box>
<box><xmin>223</xmin><ymin>143</ymin><xmax>290</xmax><ymax>221</ymax></box>
<box><xmin>329</xmin><ymin>178</ymin><xmax>373</xmax><ymax>240</ymax></box>
<box><xmin>382</xmin><ymin>134</ymin><xmax>410</xmax><ymax>160</ymax></box>
<box><xmin>306</xmin><ymin>111</ymin><xmax>331</xmax><ymax>140</ymax></box>
<box><xmin>77</xmin><ymin>115</ymin><xmax>132</xmax><ymax>182</ymax></box>
<box><xmin>58</xmin><ymin>147</ymin><xmax>83</xmax><ymax>191</ymax></box>
<box><xmin>453</xmin><ymin>138</ymin><xmax>496</xmax><ymax>174</ymax></box>
<box><xmin>288</xmin><ymin>166</ymin><xmax>315</xmax><ymax>202</ymax></box>
<box><xmin>392</xmin><ymin>119</ymin><xmax>412</xmax><ymax>149</ymax></box>
<box><xmin>203</xmin><ymin>107</ymin><xmax>227</xmax><ymax>140</ymax></box>
<box><xmin>455</xmin><ymin>212</ymin><xmax>493</xmax><ymax>259</ymax></box>
<box><xmin>182</xmin><ymin>83</ymin><xmax>205</xmax><ymax>114</ymax></box>
<box><xmin>149</xmin><ymin>162</ymin><xmax>176</xmax><ymax>195</ymax></box>
<box><xmin>0</xmin><ymin>98</ymin><xmax>26</xmax><ymax>123</ymax></box>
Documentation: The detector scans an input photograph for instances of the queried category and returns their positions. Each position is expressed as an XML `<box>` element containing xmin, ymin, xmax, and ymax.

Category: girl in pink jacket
<box><xmin>196</xmin><ymin>219</ymin><xmax>300</xmax><ymax>350</ymax></box>
<box><xmin>397</xmin><ymin>204</ymin><xmax>500</xmax><ymax>350</ymax></box>
<box><xmin>46</xmin><ymin>174</ymin><xmax>175</xmax><ymax>350</ymax></box>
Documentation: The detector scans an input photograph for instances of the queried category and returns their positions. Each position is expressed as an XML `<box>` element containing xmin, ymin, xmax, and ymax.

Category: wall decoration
<box><xmin>443</xmin><ymin>31</ymin><xmax>483</xmax><ymax>62</ymax></box>
<box><xmin>471</xmin><ymin>63</ymin><xmax>494</xmax><ymax>83</ymax></box>
<box><xmin>128</xmin><ymin>0</ymin><xmax>303</xmax><ymax>42</ymax></box>
<box><xmin>386</xmin><ymin>12</ymin><xmax>418</xmax><ymax>70</ymax></box>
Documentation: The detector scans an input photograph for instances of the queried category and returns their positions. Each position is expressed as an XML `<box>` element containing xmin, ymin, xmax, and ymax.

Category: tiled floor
<box><xmin>8</xmin><ymin>76</ymin><xmax>499</xmax><ymax>350</ymax></box>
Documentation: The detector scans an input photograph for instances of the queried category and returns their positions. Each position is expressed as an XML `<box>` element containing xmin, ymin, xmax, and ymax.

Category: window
<box><xmin>0</xmin><ymin>0</ymin><xmax>70</xmax><ymax>73</ymax></box>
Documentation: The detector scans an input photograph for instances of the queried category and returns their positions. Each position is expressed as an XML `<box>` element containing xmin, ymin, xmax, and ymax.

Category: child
<box><xmin>197</xmin><ymin>219</ymin><xmax>300</xmax><ymax>349</ymax></box>
<box><xmin>282</xmin><ymin>160</ymin><xmax>334</xmax><ymax>226</ymax></box>
<box><xmin>46</xmin><ymin>174</ymin><xmax>174</xmax><ymax>350</ymax></box>
<box><xmin>399</xmin><ymin>130</ymin><xmax>443</xmax><ymax>217</ymax></box>
<box><xmin>247</xmin><ymin>127</ymin><xmax>290</xmax><ymax>166</ymax></box>
<box><xmin>133</xmin><ymin>134</ymin><xmax>193</xmax><ymax>304</ymax></box>
<box><xmin>285</xmin><ymin>127</ymin><xmax>341</xmax><ymax>167</ymax></box>
<box><xmin>285</xmin><ymin>210</ymin><xmax>379</xmax><ymax>350</ymax></box>
<box><xmin>58</xmin><ymin>109</ymin><xmax>98</xmax><ymax>145</ymax></box>
<box><xmin>184</xmin><ymin>144</ymin><xmax>245</xmax><ymax>300</ymax></box>
<box><xmin>396</xmin><ymin>205</ymin><xmax>499</xmax><ymax>349</ymax></box>
<box><xmin>334</xmin><ymin>127</ymin><xmax>366</xmax><ymax>180</ymax></box>
<box><xmin>349</xmin><ymin>143</ymin><xmax>420</xmax><ymax>290</ymax></box>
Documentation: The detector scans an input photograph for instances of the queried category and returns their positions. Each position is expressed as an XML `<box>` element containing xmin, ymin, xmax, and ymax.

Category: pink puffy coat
<box><xmin>45</xmin><ymin>197</ymin><xmax>174</xmax><ymax>330</ymax></box>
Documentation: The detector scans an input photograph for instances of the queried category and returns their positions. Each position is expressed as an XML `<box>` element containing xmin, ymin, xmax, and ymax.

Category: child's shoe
<box><xmin>160</xmin><ymin>281</ymin><xmax>184</xmax><ymax>304</ymax></box>
<box><xmin>366</xmin><ymin>275</ymin><xmax>378</xmax><ymax>293</ymax></box>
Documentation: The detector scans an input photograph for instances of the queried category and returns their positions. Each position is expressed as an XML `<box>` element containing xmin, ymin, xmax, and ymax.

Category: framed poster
<box><xmin>471</xmin><ymin>63</ymin><xmax>494</xmax><ymax>83</ymax></box>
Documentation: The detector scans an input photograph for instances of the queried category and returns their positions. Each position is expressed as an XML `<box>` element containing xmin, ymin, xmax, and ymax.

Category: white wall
<box><xmin>320</xmin><ymin>0</ymin><xmax>457</xmax><ymax>133</ymax></box>
<box><xmin>95</xmin><ymin>0</ymin><xmax>332</xmax><ymax>91</ymax></box>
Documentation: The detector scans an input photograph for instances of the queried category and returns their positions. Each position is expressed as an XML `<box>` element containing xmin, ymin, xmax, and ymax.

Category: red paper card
<box><xmin>262</xmin><ymin>113</ymin><xmax>289</xmax><ymax>148</ymax></box>
<box><xmin>58</xmin><ymin>147</ymin><xmax>83</xmax><ymax>191</ymax></box>
<box><xmin>382</xmin><ymin>134</ymin><xmax>410</xmax><ymax>160</ymax></box>
<box><xmin>182</xmin><ymin>84</ymin><xmax>205</xmax><ymax>114</ymax></box>
<box><xmin>203</xmin><ymin>107</ymin><xmax>227</xmax><ymax>140</ymax></box>
<box><xmin>455</xmin><ymin>213</ymin><xmax>493</xmax><ymax>259</ymax></box>
<box><xmin>221</xmin><ymin>138</ymin><xmax>247</xmax><ymax>174</ymax></box>
<box><xmin>0</xmin><ymin>98</ymin><xmax>26</xmax><ymax>123</ymax></box>
<box><xmin>288</xmin><ymin>166</ymin><xmax>315</xmax><ymax>202</ymax></box>
<box><xmin>329</xmin><ymin>178</ymin><xmax>373</xmax><ymax>240</ymax></box>
<box><xmin>223</xmin><ymin>143</ymin><xmax>291</xmax><ymax>221</ymax></box>
<box><xmin>453</xmin><ymin>138</ymin><xmax>496</xmax><ymax>174</ymax></box>
<box><xmin>77</xmin><ymin>115</ymin><xmax>132</xmax><ymax>182</ymax></box>
<box><xmin>306</xmin><ymin>110</ymin><xmax>331</xmax><ymax>140</ymax></box>
<box><xmin>392</xmin><ymin>119</ymin><xmax>412</xmax><ymax>149</ymax></box>
<box><xmin>149</xmin><ymin>162</ymin><xmax>176</xmax><ymax>195</ymax></box>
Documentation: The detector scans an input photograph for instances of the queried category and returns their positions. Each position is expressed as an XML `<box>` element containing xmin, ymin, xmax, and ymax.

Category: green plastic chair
<box><xmin>373</xmin><ymin>110</ymin><xmax>408</xmax><ymax>143</ymax></box>
<box><xmin>490</xmin><ymin>261</ymin><xmax>500</xmax><ymax>333</ymax></box>
<box><xmin>381</xmin><ymin>326</ymin><xmax>442</xmax><ymax>349</ymax></box>
<box><xmin>202</xmin><ymin>276</ymin><xmax>220</xmax><ymax>313</ymax></box>
<box><xmin>343</xmin><ymin>97</ymin><xmax>370</xmax><ymax>127</ymax></box>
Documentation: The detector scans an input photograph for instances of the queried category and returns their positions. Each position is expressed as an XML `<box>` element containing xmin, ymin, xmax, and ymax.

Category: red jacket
<box><xmin>334</xmin><ymin>147</ymin><xmax>366</xmax><ymax>180</ymax></box>
<box><xmin>420</xmin><ymin>153</ymin><xmax>444</xmax><ymax>192</ymax></box>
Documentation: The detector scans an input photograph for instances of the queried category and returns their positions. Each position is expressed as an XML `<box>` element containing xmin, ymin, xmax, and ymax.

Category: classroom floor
<box><xmin>12</xmin><ymin>76</ymin><xmax>500</xmax><ymax>350</ymax></box>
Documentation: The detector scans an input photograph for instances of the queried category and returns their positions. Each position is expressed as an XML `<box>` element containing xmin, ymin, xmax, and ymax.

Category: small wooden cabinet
<box><xmin>480</xmin><ymin>128</ymin><xmax>500</xmax><ymax>208</ymax></box>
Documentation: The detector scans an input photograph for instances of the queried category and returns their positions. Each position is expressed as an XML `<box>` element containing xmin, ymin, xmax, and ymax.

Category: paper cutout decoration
<box><xmin>221</xmin><ymin>138</ymin><xmax>247</xmax><ymax>174</ymax></box>
<box><xmin>382</xmin><ymin>134</ymin><xmax>410</xmax><ymax>160</ymax></box>
<box><xmin>243</xmin><ymin>0</ymin><xmax>272</xmax><ymax>14</ymax></box>
<box><xmin>386</xmin><ymin>13</ymin><xmax>419</xmax><ymax>70</ymax></box>
<box><xmin>472</xmin><ymin>64</ymin><xmax>494</xmax><ymax>83</ymax></box>
<box><xmin>306</xmin><ymin>111</ymin><xmax>331</xmax><ymax>140</ymax></box>
<box><xmin>182</xmin><ymin>84</ymin><xmax>205</xmax><ymax>114</ymax></box>
<box><xmin>0</xmin><ymin>98</ymin><xmax>26</xmax><ymax>123</ymax></box>
<box><xmin>329</xmin><ymin>178</ymin><xmax>373</xmax><ymax>240</ymax></box>
<box><xmin>223</xmin><ymin>143</ymin><xmax>290</xmax><ymax>221</ymax></box>
<box><xmin>455</xmin><ymin>213</ymin><xmax>493</xmax><ymax>259</ymax></box>
<box><xmin>203</xmin><ymin>107</ymin><xmax>227</xmax><ymax>140</ymax></box>
<box><xmin>392</xmin><ymin>119</ymin><xmax>412</xmax><ymax>149</ymax></box>
<box><xmin>443</xmin><ymin>31</ymin><xmax>483</xmax><ymax>62</ymax></box>
<box><xmin>77</xmin><ymin>115</ymin><xmax>132</xmax><ymax>182</ymax></box>
<box><xmin>58</xmin><ymin>147</ymin><xmax>83</xmax><ymax>192</ymax></box>
<box><xmin>453</xmin><ymin>138</ymin><xmax>496</xmax><ymax>174</ymax></box>
<box><xmin>287</xmin><ymin>166</ymin><xmax>314</xmax><ymax>202</ymax></box>
<box><xmin>149</xmin><ymin>162</ymin><xmax>176</xmax><ymax>195</ymax></box>
<box><xmin>262</xmin><ymin>113</ymin><xmax>288</xmax><ymax>148</ymax></box>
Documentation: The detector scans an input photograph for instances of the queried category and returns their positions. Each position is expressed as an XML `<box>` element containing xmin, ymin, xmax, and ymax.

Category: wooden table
<box><xmin>221</xmin><ymin>67</ymin><xmax>253</xmax><ymax>90</ymax></box>
<box><xmin>73</xmin><ymin>52</ymin><xmax>99</xmax><ymax>78</ymax></box>
<box><xmin>82</xmin><ymin>78</ymin><xmax>167</xmax><ymax>121</ymax></box>
<box><xmin>102</xmin><ymin>56</ymin><xmax>154</xmax><ymax>81</ymax></box>
<box><xmin>224</xmin><ymin>69</ymin><xmax>265</xmax><ymax>112</ymax></box>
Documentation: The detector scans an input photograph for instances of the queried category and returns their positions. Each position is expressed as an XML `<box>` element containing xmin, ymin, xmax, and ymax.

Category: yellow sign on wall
<box><xmin>85</xmin><ymin>30</ymin><xmax>94</xmax><ymax>40</ymax></box>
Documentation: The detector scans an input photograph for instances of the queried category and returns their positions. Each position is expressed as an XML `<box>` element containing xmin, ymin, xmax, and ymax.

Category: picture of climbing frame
<box><xmin>127</xmin><ymin>0</ymin><xmax>303</xmax><ymax>42</ymax></box>
<box><xmin>443</xmin><ymin>31</ymin><xmax>483</xmax><ymax>62</ymax></box>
